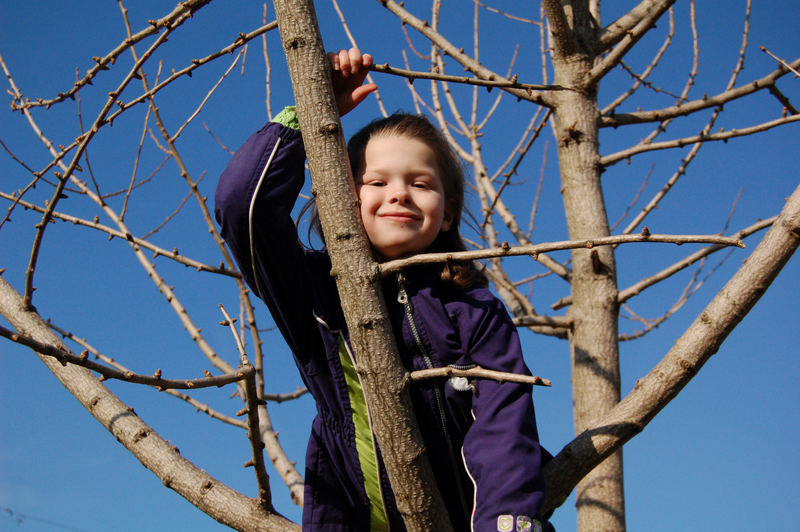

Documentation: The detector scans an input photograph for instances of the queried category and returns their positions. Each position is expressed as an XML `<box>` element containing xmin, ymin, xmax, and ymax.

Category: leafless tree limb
<box><xmin>379</xmin><ymin>232</ymin><xmax>743</xmax><ymax>276</ymax></box>
<box><xmin>9</xmin><ymin>0</ymin><xmax>214</xmax><ymax>111</ymax></box>
<box><xmin>0</xmin><ymin>191</ymin><xmax>240</xmax><ymax>276</ymax></box>
<box><xmin>601</xmin><ymin>57</ymin><xmax>800</xmax><ymax>127</ymax></box>
<box><xmin>602</xmin><ymin>9</ymin><xmax>675</xmax><ymax>115</ymax></box>
<box><xmin>1</xmin><ymin>324</ymin><xmax>253</xmax><ymax>390</ymax></box>
<box><xmin>409</xmin><ymin>365</ymin><xmax>551</xmax><ymax>387</ymax></box>
<box><xmin>587</xmin><ymin>1</ymin><xmax>676</xmax><ymax>86</ymax></box>
<box><xmin>602</xmin><ymin>114</ymin><xmax>800</xmax><ymax>167</ymax></box>
<box><xmin>370</xmin><ymin>62</ymin><xmax>568</xmax><ymax>93</ymax></box>
<box><xmin>220</xmin><ymin>304</ymin><xmax>273</xmax><ymax>509</ymax></box>
<box><xmin>596</xmin><ymin>0</ymin><xmax>676</xmax><ymax>53</ymax></box>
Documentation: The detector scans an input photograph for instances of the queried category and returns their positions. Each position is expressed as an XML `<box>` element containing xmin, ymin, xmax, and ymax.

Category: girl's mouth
<box><xmin>379</xmin><ymin>211</ymin><xmax>419</xmax><ymax>223</ymax></box>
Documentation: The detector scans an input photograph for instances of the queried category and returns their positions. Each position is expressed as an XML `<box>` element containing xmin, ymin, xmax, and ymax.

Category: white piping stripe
<box><xmin>462</xmin><ymin>409</ymin><xmax>478</xmax><ymax>532</ymax></box>
<box><xmin>247</xmin><ymin>137</ymin><xmax>282</xmax><ymax>300</ymax></box>
<box><xmin>313</xmin><ymin>311</ymin><xmax>339</xmax><ymax>333</ymax></box>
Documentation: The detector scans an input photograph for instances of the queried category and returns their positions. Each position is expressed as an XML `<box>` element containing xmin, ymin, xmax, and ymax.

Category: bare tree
<box><xmin>1</xmin><ymin>1</ymin><xmax>797</xmax><ymax>531</ymax></box>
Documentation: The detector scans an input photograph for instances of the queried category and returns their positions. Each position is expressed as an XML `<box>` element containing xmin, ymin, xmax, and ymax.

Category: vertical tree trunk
<box><xmin>272</xmin><ymin>1</ymin><xmax>452</xmax><ymax>530</ymax></box>
<box><xmin>546</xmin><ymin>1</ymin><xmax>626</xmax><ymax>529</ymax></box>
<box><xmin>555</xmin><ymin>84</ymin><xmax>626</xmax><ymax>530</ymax></box>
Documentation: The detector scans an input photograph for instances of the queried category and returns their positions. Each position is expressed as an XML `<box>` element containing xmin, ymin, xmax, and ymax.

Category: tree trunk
<box><xmin>272</xmin><ymin>1</ymin><xmax>452</xmax><ymax>530</ymax></box>
<box><xmin>545</xmin><ymin>0</ymin><xmax>625</xmax><ymax>529</ymax></box>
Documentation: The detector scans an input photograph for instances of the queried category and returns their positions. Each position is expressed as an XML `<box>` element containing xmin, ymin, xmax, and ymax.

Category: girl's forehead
<box><xmin>364</xmin><ymin>136</ymin><xmax>436</xmax><ymax>165</ymax></box>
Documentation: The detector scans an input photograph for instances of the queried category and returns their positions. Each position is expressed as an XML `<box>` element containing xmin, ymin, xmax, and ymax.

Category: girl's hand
<box><xmin>328</xmin><ymin>48</ymin><xmax>377</xmax><ymax>116</ymax></box>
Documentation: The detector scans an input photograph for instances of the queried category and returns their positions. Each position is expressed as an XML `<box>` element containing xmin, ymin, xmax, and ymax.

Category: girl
<box><xmin>216</xmin><ymin>48</ymin><xmax>547</xmax><ymax>532</ymax></box>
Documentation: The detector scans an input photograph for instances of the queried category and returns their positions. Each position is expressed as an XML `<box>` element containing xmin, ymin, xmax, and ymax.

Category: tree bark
<box><xmin>0</xmin><ymin>277</ymin><xmax>297</xmax><ymax>532</ymax></box>
<box><xmin>272</xmin><ymin>1</ymin><xmax>452</xmax><ymax>530</ymax></box>
<box><xmin>546</xmin><ymin>1</ymin><xmax>626</xmax><ymax>529</ymax></box>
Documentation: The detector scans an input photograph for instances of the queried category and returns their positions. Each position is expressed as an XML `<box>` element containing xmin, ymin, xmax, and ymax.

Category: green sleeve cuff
<box><xmin>271</xmin><ymin>106</ymin><xmax>300</xmax><ymax>130</ymax></box>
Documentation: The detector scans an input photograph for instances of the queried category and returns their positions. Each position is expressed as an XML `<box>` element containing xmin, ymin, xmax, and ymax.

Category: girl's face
<box><xmin>357</xmin><ymin>135</ymin><xmax>452</xmax><ymax>260</ymax></box>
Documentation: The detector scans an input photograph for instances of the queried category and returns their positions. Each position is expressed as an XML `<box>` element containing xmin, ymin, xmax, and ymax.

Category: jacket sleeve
<box><xmin>460</xmin><ymin>293</ymin><xmax>547</xmax><ymax>532</ymax></box>
<box><xmin>214</xmin><ymin>119</ymin><xmax>324</xmax><ymax>367</ymax></box>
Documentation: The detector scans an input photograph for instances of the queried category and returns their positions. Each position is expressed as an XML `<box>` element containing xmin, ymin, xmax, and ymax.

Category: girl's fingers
<box><xmin>348</xmin><ymin>48</ymin><xmax>363</xmax><ymax>73</ymax></box>
<box><xmin>329</xmin><ymin>48</ymin><xmax>372</xmax><ymax>76</ymax></box>
<box><xmin>362</xmin><ymin>53</ymin><xmax>373</xmax><ymax>69</ymax></box>
<box><xmin>338</xmin><ymin>49</ymin><xmax>351</xmax><ymax>76</ymax></box>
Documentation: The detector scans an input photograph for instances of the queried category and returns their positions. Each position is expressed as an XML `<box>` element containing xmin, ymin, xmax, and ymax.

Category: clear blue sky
<box><xmin>1</xmin><ymin>1</ymin><xmax>798</xmax><ymax>531</ymax></box>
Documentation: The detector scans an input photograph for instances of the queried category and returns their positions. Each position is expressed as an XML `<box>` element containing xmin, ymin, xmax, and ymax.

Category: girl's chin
<box><xmin>372</xmin><ymin>244</ymin><xmax>423</xmax><ymax>261</ymax></box>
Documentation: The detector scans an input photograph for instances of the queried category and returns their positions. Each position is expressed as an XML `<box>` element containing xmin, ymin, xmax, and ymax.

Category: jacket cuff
<box><xmin>272</xmin><ymin>106</ymin><xmax>300</xmax><ymax>130</ymax></box>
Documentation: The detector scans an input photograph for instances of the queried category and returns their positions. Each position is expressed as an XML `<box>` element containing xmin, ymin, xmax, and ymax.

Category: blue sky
<box><xmin>1</xmin><ymin>1</ymin><xmax>798</xmax><ymax>531</ymax></box>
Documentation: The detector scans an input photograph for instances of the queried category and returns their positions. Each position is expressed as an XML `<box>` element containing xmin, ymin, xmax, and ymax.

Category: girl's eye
<box><xmin>413</xmin><ymin>182</ymin><xmax>429</xmax><ymax>189</ymax></box>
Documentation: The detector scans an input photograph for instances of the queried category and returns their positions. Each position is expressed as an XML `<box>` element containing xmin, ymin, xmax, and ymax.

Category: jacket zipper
<box><xmin>396</xmin><ymin>272</ymin><xmax>472</xmax><ymax>518</ymax></box>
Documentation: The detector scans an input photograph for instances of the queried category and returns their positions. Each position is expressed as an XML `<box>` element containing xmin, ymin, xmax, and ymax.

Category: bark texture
<box><xmin>272</xmin><ymin>1</ymin><xmax>452</xmax><ymax>530</ymax></box>
<box><xmin>0</xmin><ymin>277</ymin><xmax>297</xmax><ymax>532</ymax></box>
<box><xmin>545</xmin><ymin>1</ymin><xmax>625</xmax><ymax>529</ymax></box>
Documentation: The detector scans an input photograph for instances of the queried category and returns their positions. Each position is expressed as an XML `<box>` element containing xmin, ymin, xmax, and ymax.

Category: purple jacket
<box><xmin>215</xmin><ymin>120</ymin><xmax>547</xmax><ymax>531</ymax></box>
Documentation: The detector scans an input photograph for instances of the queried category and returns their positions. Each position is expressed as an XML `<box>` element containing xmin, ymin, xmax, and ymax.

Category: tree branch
<box><xmin>595</xmin><ymin>0</ymin><xmax>676</xmax><ymax>54</ymax></box>
<box><xmin>541</xmin><ymin>0</ymin><xmax>578</xmax><ymax>59</ymax></box>
<box><xmin>1</xmin><ymin>324</ymin><xmax>252</xmax><ymax>390</ymax></box>
<box><xmin>602</xmin><ymin>114</ymin><xmax>800</xmax><ymax>167</ymax></box>
<box><xmin>409</xmin><ymin>365</ymin><xmax>551</xmax><ymax>387</ymax></box>
<box><xmin>379</xmin><ymin>233</ymin><xmax>744</xmax><ymax>276</ymax></box>
<box><xmin>370</xmin><ymin>62</ymin><xmax>568</xmax><ymax>92</ymax></box>
<box><xmin>601</xmin><ymin>57</ymin><xmax>800</xmax><ymax>127</ymax></box>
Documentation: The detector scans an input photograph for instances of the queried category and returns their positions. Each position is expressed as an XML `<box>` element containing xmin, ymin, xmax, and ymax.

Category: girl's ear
<box><xmin>441</xmin><ymin>205</ymin><xmax>455</xmax><ymax>232</ymax></box>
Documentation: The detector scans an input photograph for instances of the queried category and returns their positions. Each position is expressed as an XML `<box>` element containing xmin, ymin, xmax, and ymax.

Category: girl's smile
<box><xmin>357</xmin><ymin>135</ymin><xmax>452</xmax><ymax>259</ymax></box>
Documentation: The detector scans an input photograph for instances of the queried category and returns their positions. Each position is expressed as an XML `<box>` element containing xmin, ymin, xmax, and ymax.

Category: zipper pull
<box><xmin>396</xmin><ymin>272</ymin><xmax>408</xmax><ymax>304</ymax></box>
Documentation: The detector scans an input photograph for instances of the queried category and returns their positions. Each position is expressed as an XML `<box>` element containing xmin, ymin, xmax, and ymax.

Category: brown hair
<box><xmin>302</xmin><ymin>113</ymin><xmax>486</xmax><ymax>288</ymax></box>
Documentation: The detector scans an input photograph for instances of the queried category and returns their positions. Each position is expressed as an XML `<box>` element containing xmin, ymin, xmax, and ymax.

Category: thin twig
<box><xmin>219</xmin><ymin>305</ymin><xmax>272</xmax><ymax>509</ymax></box>
<box><xmin>3</xmin><ymin>324</ymin><xmax>252</xmax><ymax>390</ymax></box>
<box><xmin>472</xmin><ymin>0</ymin><xmax>542</xmax><ymax>26</ymax></box>
<box><xmin>602</xmin><ymin>114</ymin><xmax>800</xmax><ymax>167</ymax></box>
<box><xmin>370</xmin><ymin>62</ymin><xmax>567</xmax><ymax>92</ymax></box>
<box><xmin>409</xmin><ymin>365</ymin><xmax>551</xmax><ymax>387</ymax></box>
<box><xmin>0</xmin><ymin>191</ymin><xmax>241</xmax><ymax>277</ymax></box>
<box><xmin>9</xmin><ymin>0</ymin><xmax>214</xmax><ymax>111</ymax></box>
<box><xmin>760</xmin><ymin>46</ymin><xmax>800</xmax><ymax>77</ymax></box>
<box><xmin>601</xmin><ymin>56</ymin><xmax>800</xmax><ymax>127</ymax></box>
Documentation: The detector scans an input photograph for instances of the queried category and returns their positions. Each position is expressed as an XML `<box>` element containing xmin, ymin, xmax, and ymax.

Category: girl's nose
<box><xmin>388</xmin><ymin>184</ymin><xmax>410</xmax><ymax>204</ymax></box>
